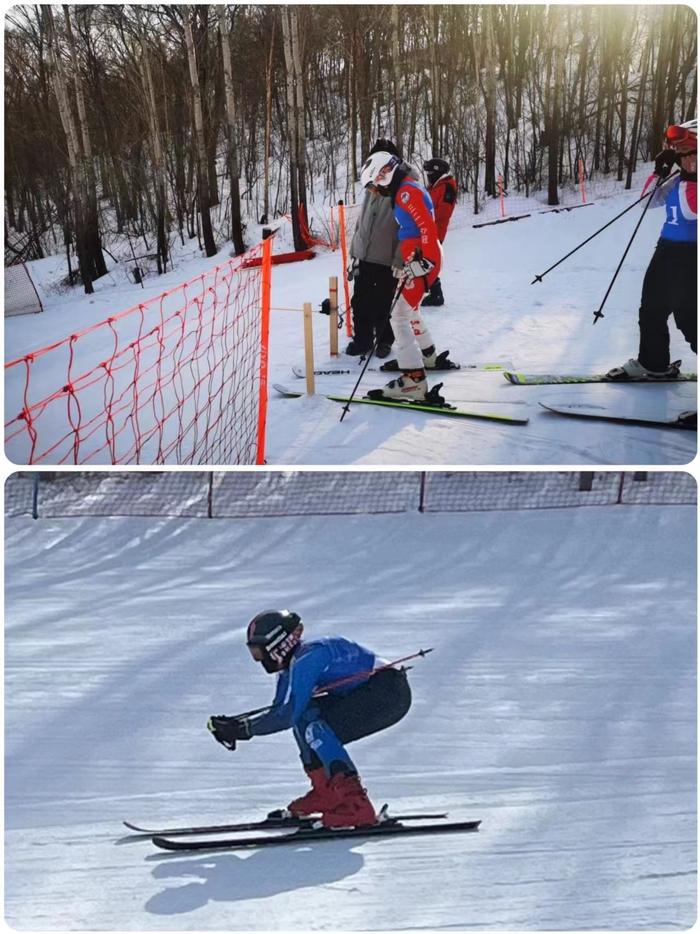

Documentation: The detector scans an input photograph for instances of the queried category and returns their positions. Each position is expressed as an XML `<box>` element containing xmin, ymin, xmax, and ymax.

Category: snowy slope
<box><xmin>5</xmin><ymin>502</ymin><xmax>696</xmax><ymax>930</ymax></box>
<box><xmin>5</xmin><ymin>180</ymin><xmax>697</xmax><ymax>466</ymax></box>
<box><xmin>262</xmin><ymin>193</ymin><xmax>697</xmax><ymax>466</ymax></box>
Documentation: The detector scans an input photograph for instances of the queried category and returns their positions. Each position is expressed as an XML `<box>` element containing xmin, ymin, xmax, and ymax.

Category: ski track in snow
<box><xmin>5</xmin><ymin>183</ymin><xmax>697</xmax><ymax>465</ymax></box>
<box><xmin>4</xmin><ymin>506</ymin><xmax>696</xmax><ymax>929</ymax></box>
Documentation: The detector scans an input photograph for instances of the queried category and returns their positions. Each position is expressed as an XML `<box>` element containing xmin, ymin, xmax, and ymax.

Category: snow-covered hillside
<box><xmin>5</xmin><ymin>492</ymin><xmax>696</xmax><ymax>929</ymax></box>
<box><xmin>5</xmin><ymin>177</ymin><xmax>697</xmax><ymax>466</ymax></box>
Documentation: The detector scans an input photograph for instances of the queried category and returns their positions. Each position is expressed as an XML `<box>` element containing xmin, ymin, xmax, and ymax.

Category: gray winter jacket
<box><xmin>350</xmin><ymin>161</ymin><xmax>420</xmax><ymax>268</ymax></box>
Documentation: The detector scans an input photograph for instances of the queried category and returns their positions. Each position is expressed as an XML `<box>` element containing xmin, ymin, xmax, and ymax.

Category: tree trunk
<box><xmin>218</xmin><ymin>7</ymin><xmax>245</xmax><ymax>254</ymax></box>
<box><xmin>483</xmin><ymin>7</ymin><xmax>497</xmax><ymax>197</ymax></box>
<box><xmin>184</xmin><ymin>8</ymin><xmax>217</xmax><ymax>257</ymax></box>
<box><xmin>64</xmin><ymin>5</ymin><xmax>107</xmax><ymax>280</ymax></box>
<box><xmin>547</xmin><ymin>9</ymin><xmax>562</xmax><ymax>204</ymax></box>
<box><xmin>139</xmin><ymin>30</ymin><xmax>169</xmax><ymax>274</ymax></box>
<box><xmin>44</xmin><ymin>6</ymin><xmax>93</xmax><ymax>293</ymax></box>
<box><xmin>391</xmin><ymin>6</ymin><xmax>403</xmax><ymax>151</ymax></box>
<box><xmin>281</xmin><ymin>6</ymin><xmax>305</xmax><ymax>251</ymax></box>
<box><xmin>262</xmin><ymin>20</ymin><xmax>275</xmax><ymax>223</ymax></box>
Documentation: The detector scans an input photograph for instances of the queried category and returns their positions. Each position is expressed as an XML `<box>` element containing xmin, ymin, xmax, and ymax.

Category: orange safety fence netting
<box><xmin>5</xmin><ymin>240</ymin><xmax>273</xmax><ymax>466</ymax></box>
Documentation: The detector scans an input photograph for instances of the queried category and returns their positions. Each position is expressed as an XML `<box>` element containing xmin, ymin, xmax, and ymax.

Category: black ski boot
<box><xmin>421</xmin><ymin>278</ymin><xmax>445</xmax><ymax>307</ymax></box>
<box><xmin>381</xmin><ymin>345</ymin><xmax>458</xmax><ymax>372</ymax></box>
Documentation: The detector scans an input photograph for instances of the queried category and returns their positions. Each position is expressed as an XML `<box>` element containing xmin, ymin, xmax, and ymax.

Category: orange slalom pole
<box><xmin>337</xmin><ymin>201</ymin><xmax>353</xmax><ymax>337</ymax></box>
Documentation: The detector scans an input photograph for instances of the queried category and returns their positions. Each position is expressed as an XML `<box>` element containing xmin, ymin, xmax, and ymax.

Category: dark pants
<box><xmin>638</xmin><ymin>239</ymin><xmax>697</xmax><ymax>371</ymax></box>
<box><xmin>299</xmin><ymin>668</ymin><xmax>412</xmax><ymax>773</ymax></box>
<box><xmin>351</xmin><ymin>261</ymin><xmax>397</xmax><ymax>350</ymax></box>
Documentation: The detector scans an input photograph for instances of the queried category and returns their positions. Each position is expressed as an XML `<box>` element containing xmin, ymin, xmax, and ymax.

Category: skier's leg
<box><xmin>392</xmin><ymin>291</ymin><xmax>428</xmax><ymax>369</ymax></box>
<box><xmin>347</xmin><ymin>263</ymin><xmax>374</xmax><ymax>354</ymax></box>
<box><xmin>293</xmin><ymin>705</ymin><xmax>377</xmax><ymax>827</ymax></box>
<box><xmin>285</xmin><ymin>706</ymin><xmax>359</xmax><ymax>817</ymax></box>
<box><xmin>671</xmin><ymin>242</ymin><xmax>697</xmax><ymax>356</ymax></box>
<box><xmin>293</xmin><ymin>704</ymin><xmax>357</xmax><ymax>776</ymax></box>
<box><xmin>637</xmin><ymin>243</ymin><xmax>674</xmax><ymax>372</ymax></box>
<box><xmin>373</xmin><ymin>264</ymin><xmax>397</xmax><ymax>350</ymax></box>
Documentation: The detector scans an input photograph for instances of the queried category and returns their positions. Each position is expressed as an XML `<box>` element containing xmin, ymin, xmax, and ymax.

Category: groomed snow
<box><xmin>6</xmin><ymin>176</ymin><xmax>697</xmax><ymax>466</ymax></box>
<box><xmin>5</xmin><ymin>501</ymin><xmax>696</xmax><ymax>929</ymax></box>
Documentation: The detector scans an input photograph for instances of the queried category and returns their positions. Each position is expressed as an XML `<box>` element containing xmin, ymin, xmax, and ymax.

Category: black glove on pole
<box><xmin>591</xmin><ymin>173</ymin><xmax>667</xmax><ymax>324</ymax></box>
<box><xmin>654</xmin><ymin>149</ymin><xmax>677</xmax><ymax>179</ymax></box>
<box><xmin>531</xmin><ymin>170</ymin><xmax>679</xmax><ymax>285</ymax></box>
<box><xmin>207</xmin><ymin>714</ymin><xmax>252</xmax><ymax>751</ymax></box>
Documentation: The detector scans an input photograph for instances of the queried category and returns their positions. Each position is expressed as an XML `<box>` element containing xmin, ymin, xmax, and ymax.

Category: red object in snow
<box><xmin>242</xmin><ymin>249</ymin><xmax>315</xmax><ymax>269</ymax></box>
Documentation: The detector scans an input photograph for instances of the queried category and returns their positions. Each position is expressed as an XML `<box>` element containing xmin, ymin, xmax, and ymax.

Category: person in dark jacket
<box><xmin>421</xmin><ymin>158</ymin><xmax>458</xmax><ymax>307</ymax></box>
<box><xmin>346</xmin><ymin>139</ymin><xmax>420</xmax><ymax>357</ymax></box>
<box><xmin>208</xmin><ymin>610</ymin><xmax>412</xmax><ymax>828</ymax></box>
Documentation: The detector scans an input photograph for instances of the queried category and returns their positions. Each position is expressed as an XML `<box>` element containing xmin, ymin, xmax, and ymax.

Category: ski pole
<box><xmin>530</xmin><ymin>170</ymin><xmax>679</xmax><ymax>285</ymax></box>
<box><xmin>312</xmin><ymin>646</ymin><xmax>434</xmax><ymax>695</ymax></box>
<box><xmin>338</xmin><ymin>254</ymin><xmax>418</xmax><ymax>422</ymax></box>
<box><xmin>338</xmin><ymin>278</ymin><xmax>408</xmax><ymax>422</ymax></box>
<box><xmin>232</xmin><ymin>647</ymin><xmax>434</xmax><ymax>719</ymax></box>
<box><xmin>591</xmin><ymin>174</ymin><xmax>666</xmax><ymax>325</ymax></box>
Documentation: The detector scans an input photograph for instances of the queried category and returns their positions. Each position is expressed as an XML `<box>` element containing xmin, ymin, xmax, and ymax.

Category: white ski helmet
<box><xmin>360</xmin><ymin>151</ymin><xmax>401</xmax><ymax>189</ymax></box>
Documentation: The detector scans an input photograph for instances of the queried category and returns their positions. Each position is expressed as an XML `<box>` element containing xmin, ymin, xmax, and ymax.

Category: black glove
<box><xmin>654</xmin><ymin>149</ymin><xmax>677</xmax><ymax>179</ymax></box>
<box><xmin>207</xmin><ymin>714</ymin><xmax>252</xmax><ymax>751</ymax></box>
<box><xmin>347</xmin><ymin>258</ymin><xmax>359</xmax><ymax>281</ymax></box>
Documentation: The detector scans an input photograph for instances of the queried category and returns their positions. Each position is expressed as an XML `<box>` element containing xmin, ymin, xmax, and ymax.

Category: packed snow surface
<box><xmin>6</xmin><ymin>179</ymin><xmax>697</xmax><ymax>465</ymax></box>
<box><xmin>5</xmin><ymin>503</ymin><xmax>696</xmax><ymax>929</ymax></box>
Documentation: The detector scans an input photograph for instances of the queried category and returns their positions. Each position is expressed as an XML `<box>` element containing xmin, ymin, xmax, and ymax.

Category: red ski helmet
<box><xmin>666</xmin><ymin>120</ymin><xmax>697</xmax><ymax>154</ymax></box>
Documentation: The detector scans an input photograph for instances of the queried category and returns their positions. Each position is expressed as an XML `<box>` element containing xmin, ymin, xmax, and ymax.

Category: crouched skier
<box><xmin>208</xmin><ymin>610</ymin><xmax>412</xmax><ymax>828</ymax></box>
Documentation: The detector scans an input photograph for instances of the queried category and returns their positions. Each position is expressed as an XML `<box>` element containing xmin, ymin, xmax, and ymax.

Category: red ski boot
<box><xmin>287</xmin><ymin>767</ymin><xmax>336</xmax><ymax>817</ymax></box>
<box><xmin>321</xmin><ymin>772</ymin><xmax>378</xmax><ymax>828</ymax></box>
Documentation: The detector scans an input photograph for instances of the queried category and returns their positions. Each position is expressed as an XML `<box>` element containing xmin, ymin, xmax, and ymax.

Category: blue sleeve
<box><xmin>247</xmin><ymin>646</ymin><xmax>329</xmax><ymax>736</ymax></box>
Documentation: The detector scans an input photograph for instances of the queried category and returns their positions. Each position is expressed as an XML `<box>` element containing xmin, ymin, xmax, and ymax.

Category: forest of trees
<box><xmin>4</xmin><ymin>4</ymin><xmax>697</xmax><ymax>292</ymax></box>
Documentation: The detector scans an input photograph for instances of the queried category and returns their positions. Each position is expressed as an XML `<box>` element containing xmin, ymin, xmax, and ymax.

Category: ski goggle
<box><xmin>666</xmin><ymin>125</ymin><xmax>693</xmax><ymax>143</ymax></box>
<box><xmin>665</xmin><ymin>125</ymin><xmax>696</xmax><ymax>153</ymax></box>
<box><xmin>248</xmin><ymin>644</ymin><xmax>266</xmax><ymax>662</ymax></box>
<box><xmin>375</xmin><ymin>158</ymin><xmax>399</xmax><ymax>184</ymax></box>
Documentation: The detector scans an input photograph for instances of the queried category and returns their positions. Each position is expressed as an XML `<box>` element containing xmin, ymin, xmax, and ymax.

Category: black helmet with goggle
<box><xmin>246</xmin><ymin>610</ymin><xmax>304</xmax><ymax>673</ymax></box>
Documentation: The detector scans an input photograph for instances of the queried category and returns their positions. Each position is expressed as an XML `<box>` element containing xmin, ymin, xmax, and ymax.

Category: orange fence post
<box><xmin>255</xmin><ymin>235</ymin><xmax>273</xmax><ymax>465</ymax></box>
<box><xmin>578</xmin><ymin>158</ymin><xmax>587</xmax><ymax>204</ymax></box>
<box><xmin>498</xmin><ymin>175</ymin><xmax>505</xmax><ymax>217</ymax></box>
<box><xmin>337</xmin><ymin>201</ymin><xmax>353</xmax><ymax>337</ymax></box>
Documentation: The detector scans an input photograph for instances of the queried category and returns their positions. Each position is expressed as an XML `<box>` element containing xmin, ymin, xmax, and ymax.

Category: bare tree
<box><xmin>218</xmin><ymin>7</ymin><xmax>245</xmax><ymax>254</ymax></box>
<box><xmin>184</xmin><ymin>6</ymin><xmax>216</xmax><ymax>257</ymax></box>
<box><xmin>280</xmin><ymin>5</ymin><xmax>307</xmax><ymax>250</ymax></box>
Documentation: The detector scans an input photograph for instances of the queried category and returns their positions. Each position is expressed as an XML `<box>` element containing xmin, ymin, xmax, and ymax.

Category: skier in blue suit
<box><xmin>208</xmin><ymin>610</ymin><xmax>412</xmax><ymax>828</ymax></box>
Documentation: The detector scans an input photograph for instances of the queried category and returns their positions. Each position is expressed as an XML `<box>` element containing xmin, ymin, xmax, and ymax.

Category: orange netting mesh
<box><xmin>5</xmin><ymin>241</ymin><xmax>271</xmax><ymax>465</ymax></box>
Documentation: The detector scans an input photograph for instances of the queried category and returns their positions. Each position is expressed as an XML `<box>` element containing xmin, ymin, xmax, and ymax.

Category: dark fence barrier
<box><xmin>5</xmin><ymin>471</ymin><xmax>695</xmax><ymax>520</ymax></box>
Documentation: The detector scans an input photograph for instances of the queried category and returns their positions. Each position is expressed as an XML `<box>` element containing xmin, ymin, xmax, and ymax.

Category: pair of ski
<box><xmin>506</xmin><ymin>362</ymin><xmax>696</xmax><ymax>430</ymax></box>
<box><xmin>294</xmin><ymin>360</ymin><xmax>697</xmax><ymax>386</ymax></box>
<box><xmin>124</xmin><ymin>806</ymin><xmax>481</xmax><ymax>852</ymax></box>
<box><xmin>279</xmin><ymin>362</ymin><xmax>528</xmax><ymax>426</ymax></box>
<box><xmin>280</xmin><ymin>361</ymin><xmax>697</xmax><ymax>430</ymax></box>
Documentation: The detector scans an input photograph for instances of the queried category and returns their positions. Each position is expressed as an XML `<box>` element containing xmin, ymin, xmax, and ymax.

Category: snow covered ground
<box><xmin>5</xmin><ymin>496</ymin><xmax>696</xmax><ymax>929</ymax></box>
<box><xmin>5</xmin><ymin>174</ymin><xmax>697</xmax><ymax>466</ymax></box>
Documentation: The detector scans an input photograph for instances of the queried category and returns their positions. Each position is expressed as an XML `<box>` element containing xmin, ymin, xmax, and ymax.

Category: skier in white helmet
<box><xmin>358</xmin><ymin>150</ymin><xmax>455</xmax><ymax>402</ymax></box>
